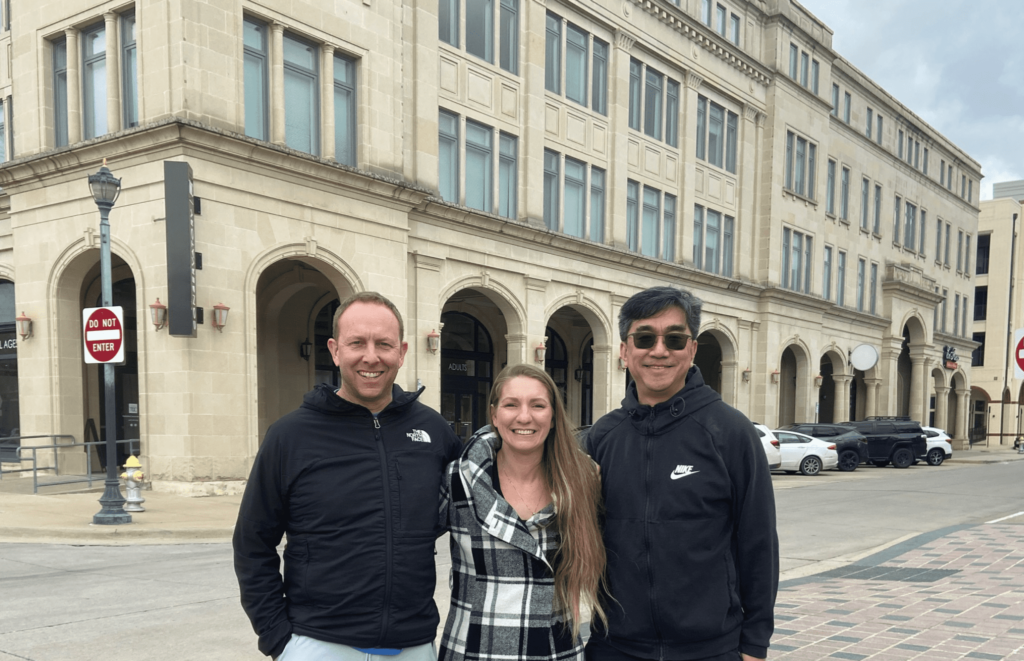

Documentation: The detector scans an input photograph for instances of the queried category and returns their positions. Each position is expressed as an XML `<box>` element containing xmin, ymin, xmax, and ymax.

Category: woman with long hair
<box><xmin>439</xmin><ymin>363</ymin><xmax>606</xmax><ymax>661</ymax></box>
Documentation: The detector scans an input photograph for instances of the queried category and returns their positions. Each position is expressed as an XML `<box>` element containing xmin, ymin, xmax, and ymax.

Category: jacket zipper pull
<box><xmin>374</xmin><ymin>417</ymin><xmax>381</xmax><ymax>430</ymax></box>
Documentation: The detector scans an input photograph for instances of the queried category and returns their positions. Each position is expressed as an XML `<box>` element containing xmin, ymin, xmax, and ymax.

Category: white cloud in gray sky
<box><xmin>804</xmin><ymin>0</ymin><xmax>1024</xmax><ymax>199</ymax></box>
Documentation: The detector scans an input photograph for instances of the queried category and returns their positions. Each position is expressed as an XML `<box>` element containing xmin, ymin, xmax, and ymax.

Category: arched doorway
<box><xmin>896</xmin><ymin>327</ymin><xmax>912</xmax><ymax>417</ymax></box>
<box><xmin>779</xmin><ymin>347</ymin><xmax>798</xmax><ymax>426</ymax></box>
<box><xmin>969</xmin><ymin>386</ymin><xmax>991</xmax><ymax>444</ymax></box>
<box><xmin>694</xmin><ymin>333</ymin><xmax>723</xmax><ymax>394</ymax></box>
<box><xmin>440</xmin><ymin>311</ymin><xmax>494</xmax><ymax>442</ymax></box>
<box><xmin>818</xmin><ymin>356</ymin><xmax>835</xmax><ymax>423</ymax></box>
<box><xmin>0</xmin><ymin>280</ymin><xmax>19</xmax><ymax>447</ymax></box>
<box><xmin>544</xmin><ymin>326</ymin><xmax>568</xmax><ymax>412</ymax></box>
<box><xmin>545</xmin><ymin>306</ymin><xmax>598</xmax><ymax>425</ymax></box>
<box><xmin>580</xmin><ymin>339</ymin><xmax>594</xmax><ymax>426</ymax></box>
<box><xmin>255</xmin><ymin>258</ymin><xmax>347</xmax><ymax>443</ymax></box>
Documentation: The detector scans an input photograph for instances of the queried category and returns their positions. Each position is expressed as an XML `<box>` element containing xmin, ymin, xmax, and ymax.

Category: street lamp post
<box><xmin>89</xmin><ymin>160</ymin><xmax>132</xmax><ymax>525</ymax></box>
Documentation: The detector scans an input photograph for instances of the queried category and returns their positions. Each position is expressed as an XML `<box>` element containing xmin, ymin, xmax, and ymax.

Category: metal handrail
<box><xmin>0</xmin><ymin>437</ymin><xmax>140</xmax><ymax>493</ymax></box>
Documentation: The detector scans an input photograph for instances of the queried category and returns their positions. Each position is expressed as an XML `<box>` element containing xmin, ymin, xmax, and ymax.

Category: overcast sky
<box><xmin>805</xmin><ymin>0</ymin><xmax>1023</xmax><ymax>200</ymax></box>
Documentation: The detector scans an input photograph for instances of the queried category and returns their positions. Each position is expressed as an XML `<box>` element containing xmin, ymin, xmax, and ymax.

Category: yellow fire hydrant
<box><xmin>120</xmin><ymin>455</ymin><xmax>146</xmax><ymax>512</ymax></box>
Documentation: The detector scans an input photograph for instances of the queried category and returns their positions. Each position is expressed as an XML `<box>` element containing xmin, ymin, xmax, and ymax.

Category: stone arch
<box><xmin>778</xmin><ymin>337</ymin><xmax>813</xmax><ymax>426</ymax></box>
<box><xmin>543</xmin><ymin>293</ymin><xmax>612</xmax><ymax>348</ymax></box>
<box><xmin>897</xmin><ymin>310</ymin><xmax>929</xmax><ymax>345</ymax></box>
<box><xmin>695</xmin><ymin>320</ymin><xmax>739</xmax><ymax>406</ymax></box>
<box><xmin>817</xmin><ymin>347</ymin><xmax>848</xmax><ymax>423</ymax></box>
<box><xmin>0</xmin><ymin>263</ymin><xmax>14</xmax><ymax>281</ymax></box>
<box><xmin>438</xmin><ymin>275</ymin><xmax>527</xmax><ymax>339</ymax></box>
<box><xmin>544</xmin><ymin>294</ymin><xmax>613</xmax><ymax>426</ymax></box>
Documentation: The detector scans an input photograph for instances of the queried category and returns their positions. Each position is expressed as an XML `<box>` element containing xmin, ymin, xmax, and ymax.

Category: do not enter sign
<box><xmin>83</xmin><ymin>306</ymin><xmax>126</xmax><ymax>365</ymax></box>
<box><xmin>1015</xmin><ymin>329</ymin><xmax>1024</xmax><ymax>380</ymax></box>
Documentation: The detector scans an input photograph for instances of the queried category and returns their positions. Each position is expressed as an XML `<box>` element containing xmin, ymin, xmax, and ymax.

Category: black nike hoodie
<box><xmin>233</xmin><ymin>383</ymin><xmax>462</xmax><ymax>658</ymax></box>
<box><xmin>586</xmin><ymin>366</ymin><xmax>778</xmax><ymax>660</ymax></box>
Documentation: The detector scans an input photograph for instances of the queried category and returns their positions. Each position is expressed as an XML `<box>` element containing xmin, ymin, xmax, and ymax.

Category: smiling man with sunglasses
<box><xmin>586</xmin><ymin>286</ymin><xmax>778</xmax><ymax>661</ymax></box>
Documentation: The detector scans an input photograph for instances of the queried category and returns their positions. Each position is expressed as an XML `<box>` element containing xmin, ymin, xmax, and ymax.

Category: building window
<box><xmin>823</xmin><ymin>245</ymin><xmax>832</xmax><ymax>301</ymax></box>
<box><xmin>590</xmin><ymin>167</ymin><xmax>605</xmax><ymax>243</ymax></box>
<box><xmin>563</xmin><ymin>156</ymin><xmax>586</xmax><ymax>237</ymax></box>
<box><xmin>811</xmin><ymin>59</ymin><xmax>819</xmax><ymax>94</ymax></box>
<box><xmin>0</xmin><ymin>100</ymin><xmax>5</xmax><ymax>163</ymax></box>
<box><xmin>837</xmin><ymin>250</ymin><xmax>846</xmax><ymax>306</ymax></box>
<box><xmin>465</xmin><ymin>119</ymin><xmax>493</xmax><ymax>213</ymax></box>
<box><xmin>547</xmin><ymin>14</ymin><xmax>606</xmax><ymax>114</ymax></box>
<box><xmin>964</xmin><ymin>234</ymin><xmax>971</xmax><ymax>274</ymax></box>
<box><xmin>873</xmin><ymin>184</ymin><xmax>881</xmax><ymax>234</ymax></box>
<box><xmin>443</xmin><ymin>0</ymin><xmax>519</xmax><ymax>73</ymax></box>
<box><xmin>954</xmin><ymin>294</ymin><xmax>960</xmax><ymax>336</ymax></box>
<box><xmin>961</xmin><ymin>174</ymin><xmax>966</xmax><ymax>198</ymax></box>
<box><xmin>789</xmin><ymin>44</ymin><xmax>798</xmax><ymax>79</ymax></box>
<box><xmin>947</xmin><ymin>164</ymin><xmax>953</xmax><ymax>191</ymax></box>
<box><xmin>918</xmin><ymin>210</ymin><xmax>926</xmax><ymax>255</ymax></box>
<box><xmin>694</xmin><ymin>205</ymin><xmax>733</xmax><ymax>276</ymax></box>
<box><xmin>870</xmin><ymin>262</ymin><xmax>878</xmax><ymax>314</ymax></box>
<box><xmin>54</xmin><ymin>38</ymin><xmax>69</xmax><ymax>147</ymax></box>
<box><xmin>856</xmin><ymin>258</ymin><xmax>865</xmax><ymax>312</ymax></box>
<box><xmin>729</xmin><ymin>14</ymin><xmax>740</xmax><ymax>45</ymax></box>
<box><xmin>843</xmin><ymin>92</ymin><xmax>851</xmax><ymax>123</ymax></box>
<box><xmin>830</xmin><ymin>83</ymin><xmax>839</xmax><ymax>117</ymax></box>
<box><xmin>81</xmin><ymin>22</ymin><xmax>107</xmax><ymax>140</ymax></box>
<box><xmin>923</xmin><ymin>147</ymin><xmax>929</xmax><ymax>175</ymax></box>
<box><xmin>839</xmin><ymin>166</ymin><xmax>849</xmax><ymax>220</ymax></box>
<box><xmin>940</xmin><ymin>159</ymin><xmax>946</xmax><ymax>186</ymax></box>
<box><xmin>781</xmin><ymin>227</ymin><xmax>812</xmax><ymax>294</ymax></box>
<box><xmin>898</xmin><ymin>129</ymin><xmax>904</xmax><ymax>159</ymax></box>
<box><xmin>976</xmin><ymin>233</ymin><xmax>990</xmax><ymax>274</ymax></box>
<box><xmin>974</xmin><ymin>286</ymin><xmax>987</xmax><ymax>321</ymax></box>
<box><xmin>334</xmin><ymin>54</ymin><xmax>357</xmax><ymax>166</ymax></box>
<box><xmin>957</xmin><ymin>229</ymin><xmax>964</xmax><ymax>272</ymax></box>
<box><xmin>438</xmin><ymin>110</ymin><xmax>460</xmax><ymax>203</ymax></box>
<box><xmin>799</xmin><ymin>51</ymin><xmax>809</xmax><ymax>87</ymax></box>
<box><xmin>243</xmin><ymin>18</ymin><xmax>269</xmax><ymax>141</ymax></box>
<box><xmin>498</xmin><ymin>133</ymin><xmax>518</xmax><ymax>220</ymax></box>
<box><xmin>627</xmin><ymin>185</ymin><xmax>676</xmax><ymax>259</ymax></box>
<box><xmin>914</xmin><ymin>140</ymin><xmax>919</xmax><ymax>168</ymax></box>
<box><xmin>121</xmin><ymin>12</ymin><xmax>138</xmax><ymax>129</ymax></box>
<box><xmin>944</xmin><ymin>222</ymin><xmax>951</xmax><ymax>266</ymax></box>
<box><xmin>876</xmin><ymin>115</ymin><xmax>883</xmax><ymax>145</ymax></box>
<box><xmin>466</xmin><ymin>0</ymin><xmax>494</xmax><ymax>63</ymax></box>
<box><xmin>698</xmin><ymin>96</ymin><xmax>737</xmax><ymax>171</ymax></box>
<box><xmin>630</xmin><ymin>60</ymin><xmax>678</xmax><ymax>145</ymax></box>
<box><xmin>440</xmin><ymin>0</ymin><xmax>459</xmax><ymax>47</ymax></box>
<box><xmin>543</xmin><ymin>149</ymin><xmax>559</xmax><ymax>229</ymax></box>
<box><xmin>825</xmin><ymin>159</ymin><xmax>836</xmax><ymax>215</ymax></box>
<box><xmin>860</xmin><ymin>178</ymin><xmax>870</xmax><ymax>230</ymax></box>
<box><xmin>935</xmin><ymin>217</ymin><xmax>942</xmax><ymax>260</ymax></box>
<box><xmin>716</xmin><ymin>4</ymin><xmax>727</xmax><ymax>36</ymax></box>
<box><xmin>784</xmin><ymin>131</ymin><xmax>816</xmax><ymax>199</ymax></box>
<box><xmin>500</xmin><ymin>0</ymin><xmax>519</xmax><ymax>74</ymax></box>
<box><xmin>893</xmin><ymin>195</ymin><xmax>902</xmax><ymax>246</ymax></box>
<box><xmin>941</xmin><ymin>289</ymin><xmax>947</xmax><ymax>333</ymax></box>
<box><xmin>968</xmin><ymin>179</ymin><xmax>973</xmax><ymax>203</ymax></box>
<box><xmin>972</xmin><ymin>332</ymin><xmax>985</xmax><ymax>367</ymax></box>
<box><xmin>663</xmin><ymin>194</ymin><xmax>677</xmax><ymax>262</ymax></box>
<box><xmin>626</xmin><ymin>180</ymin><xmax>638</xmax><ymax>252</ymax></box>
<box><xmin>283</xmin><ymin>32</ymin><xmax>320</xmax><ymax>155</ymax></box>
<box><xmin>962</xmin><ymin>296</ymin><xmax>968</xmax><ymax>338</ymax></box>
<box><xmin>904</xmin><ymin>201</ymin><xmax>917</xmax><ymax>250</ymax></box>
<box><xmin>866</xmin><ymin>108</ymin><xmax>873</xmax><ymax>139</ymax></box>
<box><xmin>641</xmin><ymin>186</ymin><xmax>660</xmax><ymax>257</ymax></box>
<box><xmin>701</xmin><ymin>0</ymin><xmax>712</xmax><ymax>25</ymax></box>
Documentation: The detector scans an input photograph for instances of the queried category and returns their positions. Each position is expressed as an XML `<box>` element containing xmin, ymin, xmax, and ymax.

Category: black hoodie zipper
<box><xmin>372</xmin><ymin>414</ymin><xmax>394</xmax><ymax>646</ymax></box>
<box><xmin>641</xmin><ymin>408</ymin><xmax>665</xmax><ymax>661</ymax></box>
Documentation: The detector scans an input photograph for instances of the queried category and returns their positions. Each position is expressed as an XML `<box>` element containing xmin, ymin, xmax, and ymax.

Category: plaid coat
<box><xmin>438</xmin><ymin>426</ymin><xmax>583</xmax><ymax>661</ymax></box>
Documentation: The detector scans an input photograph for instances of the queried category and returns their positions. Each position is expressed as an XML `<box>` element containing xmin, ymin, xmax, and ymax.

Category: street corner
<box><xmin>770</xmin><ymin>523</ymin><xmax>1024</xmax><ymax>660</ymax></box>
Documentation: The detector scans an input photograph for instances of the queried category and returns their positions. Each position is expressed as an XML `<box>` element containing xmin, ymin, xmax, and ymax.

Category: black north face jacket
<box><xmin>586</xmin><ymin>367</ymin><xmax>779</xmax><ymax>660</ymax></box>
<box><xmin>233</xmin><ymin>383</ymin><xmax>462</xmax><ymax>658</ymax></box>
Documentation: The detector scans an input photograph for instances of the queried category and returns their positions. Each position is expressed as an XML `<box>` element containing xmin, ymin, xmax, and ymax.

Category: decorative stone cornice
<box><xmin>615</xmin><ymin>29</ymin><xmax>636</xmax><ymax>51</ymax></box>
<box><xmin>685</xmin><ymin>72</ymin><xmax>703</xmax><ymax>91</ymax></box>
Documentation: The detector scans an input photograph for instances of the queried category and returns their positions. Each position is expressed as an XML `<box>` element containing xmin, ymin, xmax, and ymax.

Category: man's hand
<box><xmin>741</xmin><ymin>654</ymin><xmax>764</xmax><ymax>661</ymax></box>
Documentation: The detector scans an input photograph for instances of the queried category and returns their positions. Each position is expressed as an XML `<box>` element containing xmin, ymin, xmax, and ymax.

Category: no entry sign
<box><xmin>1015</xmin><ymin>329</ymin><xmax>1024</xmax><ymax>380</ymax></box>
<box><xmin>83</xmin><ymin>306</ymin><xmax>126</xmax><ymax>365</ymax></box>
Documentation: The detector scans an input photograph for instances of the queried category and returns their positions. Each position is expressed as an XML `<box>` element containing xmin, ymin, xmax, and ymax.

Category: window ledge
<box><xmin>859</xmin><ymin>226</ymin><xmax>871</xmax><ymax>235</ymax></box>
<box><xmin>782</xmin><ymin>188</ymin><xmax>817</xmax><ymax>207</ymax></box>
<box><xmin>872</xmin><ymin>231</ymin><xmax>882</xmax><ymax>240</ymax></box>
<box><xmin>838</xmin><ymin>218</ymin><xmax>850</xmax><ymax>226</ymax></box>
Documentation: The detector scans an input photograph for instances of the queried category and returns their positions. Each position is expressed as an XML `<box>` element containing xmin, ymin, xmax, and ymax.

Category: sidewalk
<box><xmin>950</xmin><ymin>445</ymin><xmax>1024</xmax><ymax>465</ymax></box>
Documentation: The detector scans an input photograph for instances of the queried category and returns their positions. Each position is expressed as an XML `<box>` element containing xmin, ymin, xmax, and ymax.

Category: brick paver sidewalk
<box><xmin>771</xmin><ymin>523</ymin><xmax>1024</xmax><ymax>660</ymax></box>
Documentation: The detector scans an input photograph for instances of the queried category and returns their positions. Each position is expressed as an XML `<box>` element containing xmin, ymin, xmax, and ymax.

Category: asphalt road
<box><xmin>1</xmin><ymin>460</ymin><xmax>1022</xmax><ymax>660</ymax></box>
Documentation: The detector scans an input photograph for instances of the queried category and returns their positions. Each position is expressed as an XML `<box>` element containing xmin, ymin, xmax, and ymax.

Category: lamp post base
<box><xmin>93</xmin><ymin>479</ymin><xmax>132</xmax><ymax>526</ymax></box>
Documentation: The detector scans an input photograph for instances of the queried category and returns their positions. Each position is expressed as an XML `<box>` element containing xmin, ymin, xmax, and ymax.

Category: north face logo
<box><xmin>407</xmin><ymin>429</ymin><xmax>431</xmax><ymax>443</ymax></box>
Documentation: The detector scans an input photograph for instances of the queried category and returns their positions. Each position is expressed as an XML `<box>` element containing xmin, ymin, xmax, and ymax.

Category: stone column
<box><xmin>270</xmin><ymin>23</ymin><xmax>286</xmax><ymax>146</ymax></box>
<box><xmin>525</xmin><ymin>277</ymin><xmax>549</xmax><ymax>365</ymax></box>
<box><xmin>677</xmin><ymin>72</ymin><xmax>702</xmax><ymax>265</ymax></box>
<box><xmin>592</xmin><ymin>344</ymin><xmax>613</xmax><ymax>420</ymax></box>
<box><xmin>104</xmin><ymin>12</ymin><xmax>121</xmax><ymax>134</ymax></box>
<box><xmin>935</xmin><ymin>385</ymin><xmax>950</xmax><ymax>433</ymax></box>
<box><xmin>909</xmin><ymin>354</ymin><xmax>926</xmax><ymax>423</ymax></box>
<box><xmin>411</xmin><ymin>253</ymin><xmax>444</xmax><ymax>410</ymax></box>
<box><xmin>955</xmin><ymin>388</ymin><xmax>970</xmax><ymax>444</ymax></box>
<box><xmin>321</xmin><ymin>44</ymin><xmax>335</xmax><ymax>160</ymax></box>
<box><xmin>66</xmin><ymin>28</ymin><xmax>82</xmax><ymax>144</ymax></box>
<box><xmin>833</xmin><ymin>375</ymin><xmax>852</xmax><ymax>422</ymax></box>
<box><xmin>602</xmin><ymin>30</ymin><xmax>636</xmax><ymax>247</ymax></box>
<box><xmin>736</xmin><ymin>105</ymin><xmax>761</xmax><ymax>280</ymax></box>
<box><xmin>520</xmin><ymin>0</ymin><xmax>551</xmax><ymax>226</ymax></box>
<box><xmin>505</xmin><ymin>333</ymin><xmax>527</xmax><ymax>366</ymax></box>
<box><xmin>721</xmin><ymin>359</ymin><xmax>738</xmax><ymax>408</ymax></box>
<box><xmin>864</xmin><ymin>378</ymin><xmax>882</xmax><ymax>418</ymax></box>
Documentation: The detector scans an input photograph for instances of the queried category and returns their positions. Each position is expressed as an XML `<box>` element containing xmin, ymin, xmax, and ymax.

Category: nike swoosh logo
<box><xmin>670</xmin><ymin>469</ymin><xmax>699</xmax><ymax>480</ymax></box>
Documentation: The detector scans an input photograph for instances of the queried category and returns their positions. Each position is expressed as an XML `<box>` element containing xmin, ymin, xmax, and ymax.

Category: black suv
<box><xmin>778</xmin><ymin>424</ymin><xmax>868</xmax><ymax>471</ymax></box>
<box><xmin>844</xmin><ymin>417</ymin><xmax>928</xmax><ymax>468</ymax></box>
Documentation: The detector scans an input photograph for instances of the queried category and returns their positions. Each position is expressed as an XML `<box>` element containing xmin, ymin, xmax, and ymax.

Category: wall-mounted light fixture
<box><xmin>427</xmin><ymin>329</ymin><xmax>440</xmax><ymax>354</ymax></box>
<box><xmin>535</xmin><ymin>339</ymin><xmax>547</xmax><ymax>363</ymax></box>
<box><xmin>742</xmin><ymin>368</ymin><xmax>751</xmax><ymax>382</ymax></box>
<box><xmin>814</xmin><ymin>374</ymin><xmax>824</xmax><ymax>387</ymax></box>
<box><xmin>574</xmin><ymin>368</ymin><xmax>585</xmax><ymax>382</ymax></box>
<box><xmin>149</xmin><ymin>298</ymin><xmax>167</xmax><ymax>331</ymax></box>
<box><xmin>15</xmin><ymin>312</ymin><xmax>32</xmax><ymax>340</ymax></box>
<box><xmin>770</xmin><ymin>369</ymin><xmax>780</xmax><ymax>384</ymax></box>
<box><xmin>300</xmin><ymin>339</ymin><xmax>313</xmax><ymax>361</ymax></box>
<box><xmin>211</xmin><ymin>303</ymin><xmax>230</xmax><ymax>332</ymax></box>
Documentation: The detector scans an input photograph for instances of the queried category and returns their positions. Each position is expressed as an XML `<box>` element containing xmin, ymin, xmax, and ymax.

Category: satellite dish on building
<box><xmin>850</xmin><ymin>344</ymin><xmax>879</xmax><ymax>371</ymax></box>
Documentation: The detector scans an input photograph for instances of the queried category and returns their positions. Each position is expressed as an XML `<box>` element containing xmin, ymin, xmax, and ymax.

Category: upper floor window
<box><xmin>898</xmin><ymin>129</ymin><xmax>904</xmax><ymax>159</ymax></box>
<box><xmin>729</xmin><ymin>13</ymin><xmax>740</xmax><ymax>45</ymax></box>
<box><xmin>629</xmin><ymin>60</ymin><xmax>678</xmax><ymax>146</ymax></box>
<box><xmin>243</xmin><ymin>18</ymin><xmax>269</xmax><ymax>141</ymax></box>
<box><xmin>976</xmin><ymin>233</ymin><xmax>990</xmax><ymax>274</ymax></box>
<box><xmin>859</xmin><ymin>178</ymin><xmax>870</xmax><ymax>230</ymax></box>
<box><xmin>121</xmin><ymin>12</ymin><xmax>138</xmax><ymax>129</ymax></box>
<box><xmin>715</xmin><ymin>4</ymin><xmax>727</xmax><ymax>37</ymax></box>
<box><xmin>946</xmin><ymin>163</ymin><xmax>953</xmax><ymax>191</ymax></box>
<box><xmin>903</xmin><ymin>201</ymin><xmax>917</xmax><ymax>250</ymax></box>
<box><xmin>546</xmin><ymin>14</ymin><xmax>607</xmax><ymax>115</ymax></box>
<box><xmin>696</xmin><ymin>95</ymin><xmax>736</xmax><ymax>172</ymax></box>
<box><xmin>626</xmin><ymin>181</ymin><xmax>675</xmax><ymax>259</ymax></box>
<box><xmin>957</xmin><ymin>229</ymin><xmax>964</xmax><ymax>272</ymax></box>
<box><xmin>843</xmin><ymin>92</ymin><xmax>851</xmax><ymax>123</ymax></box>
<box><xmin>974</xmin><ymin>286</ymin><xmax>987</xmax><ymax>321</ymax></box>
<box><xmin>441</xmin><ymin>0</ymin><xmax>519</xmax><ymax>75</ymax></box>
<box><xmin>789</xmin><ymin>44</ymin><xmax>817</xmax><ymax>91</ymax></box>
<box><xmin>439</xmin><ymin>109</ymin><xmax>518</xmax><ymax>221</ymax></box>
<box><xmin>334</xmin><ymin>54</ymin><xmax>357</xmax><ymax>166</ymax></box>
<box><xmin>694</xmin><ymin>204</ymin><xmax>734</xmax><ymax>277</ymax></box>
<box><xmin>972</xmin><ymin>332</ymin><xmax>985</xmax><ymax>366</ymax></box>
<box><xmin>544</xmin><ymin>150</ymin><xmax>605</xmax><ymax>242</ymax></box>
<box><xmin>54</xmin><ymin>38</ymin><xmax>69</xmax><ymax>147</ymax></box>
<box><xmin>781</xmin><ymin>227</ymin><xmax>812</xmax><ymax>294</ymax></box>
<box><xmin>922</xmin><ymin>148</ymin><xmax>929</xmax><ymax>175</ymax></box>
<box><xmin>873</xmin><ymin>183</ymin><xmax>881</xmax><ymax>234</ymax></box>
<box><xmin>701</xmin><ymin>0</ymin><xmax>712</xmax><ymax>26</ymax></box>
<box><xmin>825</xmin><ymin>159</ymin><xmax>836</xmax><ymax>215</ymax></box>
<box><xmin>866</xmin><ymin>108</ymin><xmax>873</xmax><ymax>139</ymax></box>
<box><xmin>830</xmin><ymin>83</ymin><xmax>839</xmax><ymax>117</ymax></box>
<box><xmin>784</xmin><ymin>131</ymin><xmax>816</xmax><ymax>199</ymax></box>
<box><xmin>0</xmin><ymin>99</ymin><xmax>5</xmax><ymax>163</ymax></box>
<box><xmin>940</xmin><ymin>159</ymin><xmax>946</xmax><ymax>186</ymax></box>
<box><xmin>81</xmin><ymin>22</ymin><xmax>107</xmax><ymax>140</ymax></box>
<box><xmin>856</xmin><ymin>258</ymin><xmax>865</xmax><ymax>312</ymax></box>
<box><xmin>965</xmin><ymin>234</ymin><xmax>972</xmax><ymax>274</ymax></box>
<box><xmin>839</xmin><ymin>166</ymin><xmax>849</xmax><ymax>221</ymax></box>
<box><xmin>283</xmin><ymin>32</ymin><xmax>320</xmax><ymax>155</ymax></box>
<box><xmin>876</xmin><ymin>115</ymin><xmax>883</xmax><ymax>145</ymax></box>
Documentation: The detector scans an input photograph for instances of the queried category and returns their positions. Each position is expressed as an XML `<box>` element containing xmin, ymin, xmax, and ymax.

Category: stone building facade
<box><xmin>0</xmin><ymin>0</ymin><xmax>982</xmax><ymax>491</ymax></box>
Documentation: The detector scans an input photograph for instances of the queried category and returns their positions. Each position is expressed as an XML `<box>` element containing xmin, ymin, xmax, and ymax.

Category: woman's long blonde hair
<box><xmin>488</xmin><ymin>363</ymin><xmax>607</xmax><ymax>636</ymax></box>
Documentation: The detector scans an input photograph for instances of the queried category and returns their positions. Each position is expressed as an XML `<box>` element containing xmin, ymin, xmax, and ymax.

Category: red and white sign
<box><xmin>1014</xmin><ymin>329</ymin><xmax>1024</xmax><ymax>380</ymax></box>
<box><xmin>83</xmin><ymin>306</ymin><xmax>125</xmax><ymax>365</ymax></box>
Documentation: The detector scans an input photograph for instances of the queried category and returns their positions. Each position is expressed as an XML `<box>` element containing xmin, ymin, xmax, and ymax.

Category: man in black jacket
<box><xmin>586</xmin><ymin>286</ymin><xmax>778</xmax><ymax>661</ymax></box>
<box><xmin>234</xmin><ymin>292</ymin><xmax>462</xmax><ymax>660</ymax></box>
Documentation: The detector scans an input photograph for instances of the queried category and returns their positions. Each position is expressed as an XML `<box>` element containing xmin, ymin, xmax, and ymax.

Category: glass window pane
<box><xmin>499</xmin><ymin>133</ymin><xmax>517</xmax><ymax>219</ymax></box>
<box><xmin>730</xmin><ymin>14</ymin><xmax>740</xmax><ymax>45</ymax></box>
<box><xmin>693</xmin><ymin>205</ymin><xmax>704</xmax><ymax>269</ymax></box>
<box><xmin>283</xmin><ymin>35</ymin><xmax>316</xmax><ymax>70</ymax></box>
<box><xmin>665</xmin><ymin>80</ymin><xmax>679</xmax><ymax>148</ymax></box>
<box><xmin>722</xmin><ymin>215</ymin><xmax>734</xmax><ymax>277</ymax></box>
<box><xmin>807</xmin><ymin>143</ymin><xmax>816</xmax><ymax>199</ymax></box>
<box><xmin>466</xmin><ymin>0</ymin><xmax>494</xmax><ymax>63</ymax></box>
<box><xmin>82</xmin><ymin>25</ymin><xmax>107</xmax><ymax>140</ymax></box>
<box><xmin>823</xmin><ymin>246</ymin><xmax>832</xmax><ymax>301</ymax></box>
<box><xmin>0</xmin><ymin>100</ymin><xmax>5</xmax><ymax>163</ymax></box>
<box><xmin>592</xmin><ymin>39</ymin><xmax>608</xmax><ymax>115</ymax></box>
<box><xmin>695</xmin><ymin>96</ymin><xmax>706</xmax><ymax>160</ymax></box>
<box><xmin>439</xmin><ymin>111</ymin><xmax>459</xmax><ymax>203</ymax></box>
<box><xmin>545</xmin><ymin>13</ymin><xmax>561</xmax><ymax>93</ymax></box>
<box><xmin>794</xmin><ymin>137</ymin><xmax>805</xmax><ymax>196</ymax></box>
<box><xmin>628</xmin><ymin>60</ymin><xmax>641</xmax><ymax>131</ymax></box>
<box><xmin>644</xmin><ymin>69</ymin><xmax>663</xmax><ymax>140</ymax></box>
<box><xmin>465</xmin><ymin>120</ymin><xmax>493</xmax><ymax>212</ymax></box>
<box><xmin>565</xmin><ymin>25</ymin><xmax>587</xmax><ymax>105</ymax></box>
<box><xmin>543</xmin><ymin>150</ymin><xmax>559</xmax><ymax>230</ymax></box>
<box><xmin>708</xmin><ymin>103</ymin><xmax>723</xmax><ymax>167</ymax></box>
<box><xmin>499</xmin><ymin>0</ymin><xmax>518</xmax><ymax>74</ymax></box>
<box><xmin>284</xmin><ymin>67</ymin><xmax>318</xmax><ymax>154</ymax></box>
<box><xmin>334</xmin><ymin>55</ymin><xmax>356</xmax><ymax>166</ymax></box>
<box><xmin>590</xmin><ymin>167</ymin><xmax>605</xmax><ymax>242</ymax></box>
<box><xmin>626</xmin><ymin>181</ymin><xmax>639</xmax><ymax>252</ymax></box>
<box><xmin>641</xmin><ymin>187</ymin><xmax>659</xmax><ymax>257</ymax></box>
<box><xmin>243</xmin><ymin>19</ymin><xmax>268</xmax><ymax>141</ymax></box>
<box><xmin>121</xmin><ymin>12</ymin><xmax>138</xmax><ymax>128</ymax></box>
<box><xmin>563</xmin><ymin>158</ymin><xmax>585</xmax><ymax>237</ymax></box>
<box><xmin>706</xmin><ymin>209</ymin><xmax>720</xmax><ymax>274</ymax></box>
<box><xmin>725</xmin><ymin>111</ymin><xmax>737</xmax><ymax>173</ymax></box>
<box><xmin>440</xmin><ymin>0</ymin><xmax>459</xmax><ymax>46</ymax></box>
<box><xmin>663</xmin><ymin>195</ymin><xmax>676</xmax><ymax>261</ymax></box>
<box><xmin>53</xmin><ymin>40</ymin><xmax>68</xmax><ymax>147</ymax></box>
<box><xmin>243</xmin><ymin>19</ymin><xmax>265</xmax><ymax>50</ymax></box>
<box><xmin>716</xmin><ymin>4</ymin><xmax>726</xmax><ymax>36</ymax></box>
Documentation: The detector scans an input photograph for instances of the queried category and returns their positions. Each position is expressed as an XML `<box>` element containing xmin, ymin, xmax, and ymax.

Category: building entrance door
<box><xmin>440</xmin><ymin>312</ymin><xmax>493</xmax><ymax>442</ymax></box>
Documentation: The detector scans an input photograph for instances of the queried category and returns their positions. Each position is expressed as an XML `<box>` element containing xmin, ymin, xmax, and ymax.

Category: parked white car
<box><xmin>771</xmin><ymin>430</ymin><xmax>839</xmax><ymax>476</ymax></box>
<box><xmin>921</xmin><ymin>426</ymin><xmax>953</xmax><ymax>466</ymax></box>
<box><xmin>752</xmin><ymin>423</ymin><xmax>782</xmax><ymax>470</ymax></box>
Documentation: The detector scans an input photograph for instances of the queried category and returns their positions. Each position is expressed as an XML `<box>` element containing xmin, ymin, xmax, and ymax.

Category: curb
<box><xmin>0</xmin><ymin>526</ymin><xmax>234</xmax><ymax>545</ymax></box>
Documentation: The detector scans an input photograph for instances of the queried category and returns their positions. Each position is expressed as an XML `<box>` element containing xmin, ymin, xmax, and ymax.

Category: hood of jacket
<box><xmin>621</xmin><ymin>365</ymin><xmax>721</xmax><ymax>433</ymax></box>
<box><xmin>299</xmin><ymin>382</ymin><xmax>424</xmax><ymax>416</ymax></box>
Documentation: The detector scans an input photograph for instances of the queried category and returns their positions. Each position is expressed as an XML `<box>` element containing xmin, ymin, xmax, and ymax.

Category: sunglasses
<box><xmin>627</xmin><ymin>332</ymin><xmax>692</xmax><ymax>351</ymax></box>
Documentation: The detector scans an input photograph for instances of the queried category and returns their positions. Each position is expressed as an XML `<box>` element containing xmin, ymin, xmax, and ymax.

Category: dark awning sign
<box><xmin>943</xmin><ymin>345</ymin><xmax>958</xmax><ymax>370</ymax></box>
